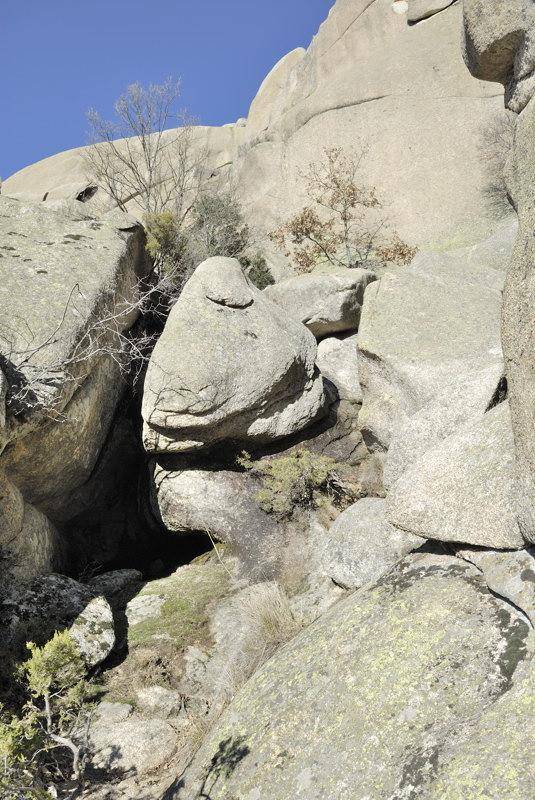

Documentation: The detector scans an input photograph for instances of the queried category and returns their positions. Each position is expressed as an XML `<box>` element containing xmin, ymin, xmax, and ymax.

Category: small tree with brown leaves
<box><xmin>270</xmin><ymin>146</ymin><xmax>416</xmax><ymax>273</ymax></box>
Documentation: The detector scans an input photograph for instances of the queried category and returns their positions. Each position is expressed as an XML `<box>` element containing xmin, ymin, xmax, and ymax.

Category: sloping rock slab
<box><xmin>387</xmin><ymin>402</ymin><xmax>524</xmax><ymax>548</ymax></box>
<box><xmin>456</xmin><ymin>545</ymin><xmax>535</xmax><ymax>627</ymax></box>
<box><xmin>424</xmin><ymin>653</ymin><xmax>535</xmax><ymax>798</ymax></box>
<box><xmin>316</xmin><ymin>332</ymin><xmax>362</xmax><ymax>402</ymax></box>
<box><xmin>322</xmin><ymin>497</ymin><xmax>423</xmax><ymax>589</ymax></box>
<box><xmin>383</xmin><ymin>361</ymin><xmax>505</xmax><ymax>488</ymax></box>
<box><xmin>142</xmin><ymin>257</ymin><xmax>327</xmax><ymax>453</ymax></box>
<box><xmin>263</xmin><ymin>269</ymin><xmax>376</xmax><ymax>338</ymax></box>
<box><xmin>173</xmin><ymin>554</ymin><xmax>533</xmax><ymax>800</ymax></box>
<box><xmin>357</xmin><ymin>242</ymin><xmax>505</xmax><ymax>452</ymax></box>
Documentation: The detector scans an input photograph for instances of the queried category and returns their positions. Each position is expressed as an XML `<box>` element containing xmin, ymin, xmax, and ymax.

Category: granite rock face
<box><xmin>4</xmin><ymin>0</ymin><xmax>512</xmax><ymax>269</ymax></box>
<box><xmin>461</xmin><ymin>4</ymin><xmax>535</xmax><ymax>543</ymax></box>
<box><xmin>316</xmin><ymin>333</ymin><xmax>362</xmax><ymax>403</ymax></box>
<box><xmin>142</xmin><ymin>257</ymin><xmax>327</xmax><ymax>453</ymax></box>
<box><xmin>152</xmin><ymin>464</ymin><xmax>283</xmax><ymax>579</ymax></box>
<box><xmin>174</xmin><ymin>554</ymin><xmax>533</xmax><ymax>800</ymax></box>
<box><xmin>322</xmin><ymin>497</ymin><xmax>423</xmax><ymax>589</ymax></box>
<box><xmin>0</xmin><ymin>197</ymin><xmax>150</xmax><ymax>574</ymax></box>
<box><xmin>1</xmin><ymin>573</ymin><xmax>114</xmax><ymax>667</ymax></box>
<box><xmin>456</xmin><ymin>545</ymin><xmax>535</xmax><ymax>627</ymax></box>
<box><xmin>357</xmin><ymin>235</ymin><xmax>507</xmax><ymax>453</ymax></box>
<box><xmin>386</xmin><ymin>402</ymin><xmax>524</xmax><ymax>549</ymax></box>
<box><xmin>463</xmin><ymin>0</ymin><xmax>535</xmax><ymax>112</ymax></box>
<box><xmin>263</xmin><ymin>269</ymin><xmax>376</xmax><ymax>338</ymax></box>
<box><xmin>235</xmin><ymin>0</ymin><xmax>511</xmax><ymax>269</ymax></box>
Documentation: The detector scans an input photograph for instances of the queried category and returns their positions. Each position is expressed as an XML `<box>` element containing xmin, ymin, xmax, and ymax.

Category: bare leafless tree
<box><xmin>84</xmin><ymin>78</ymin><xmax>207</xmax><ymax>223</ymax></box>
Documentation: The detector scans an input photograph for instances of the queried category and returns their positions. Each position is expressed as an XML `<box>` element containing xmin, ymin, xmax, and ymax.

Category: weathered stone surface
<box><xmin>175</xmin><ymin>554</ymin><xmax>533</xmax><ymax>799</ymax></box>
<box><xmin>463</xmin><ymin>0</ymin><xmax>535</xmax><ymax>112</ymax></box>
<box><xmin>3</xmin><ymin>125</ymin><xmax>247</xmax><ymax>212</ymax></box>
<box><xmin>153</xmin><ymin>464</ymin><xmax>283</xmax><ymax>579</ymax></box>
<box><xmin>89</xmin><ymin>702</ymin><xmax>178</xmax><ymax>773</ymax></box>
<box><xmin>456</xmin><ymin>545</ymin><xmax>535</xmax><ymax>627</ymax></box>
<box><xmin>142</xmin><ymin>258</ymin><xmax>327</xmax><ymax>453</ymax></box>
<box><xmin>1</xmin><ymin>573</ymin><xmax>113</xmax><ymax>662</ymax></box>
<box><xmin>322</xmin><ymin>497</ymin><xmax>423</xmax><ymax>589</ymax></box>
<box><xmin>5</xmin><ymin>502</ymin><xmax>62</xmax><ymax>581</ymax></box>
<box><xmin>408</xmin><ymin>1</ymin><xmax>452</xmax><ymax>24</ymax></box>
<box><xmin>316</xmin><ymin>333</ymin><xmax>362</xmax><ymax>403</ymax></box>
<box><xmin>357</xmin><ymin>238</ymin><xmax>506</xmax><ymax>452</ymax></box>
<box><xmin>69</xmin><ymin>595</ymin><xmax>115</xmax><ymax>668</ymax></box>
<box><xmin>263</xmin><ymin>269</ymin><xmax>376</xmax><ymax>338</ymax></box>
<box><xmin>246</xmin><ymin>48</ymin><xmax>305</xmax><ymax>138</ymax></box>
<box><xmin>136</xmin><ymin>686</ymin><xmax>186</xmax><ymax>718</ymax></box>
<box><xmin>424</xmin><ymin>654</ymin><xmax>535</xmax><ymax>798</ymax></box>
<box><xmin>0</xmin><ymin>197</ymin><xmax>150</xmax><ymax>555</ymax></box>
<box><xmin>387</xmin><ymin>402</ymin><xmax>524</xmax><ymax>549</ymax></box>
<box><xmin>235</xmin><ymin>0</ymin><xmax>509</xmax><ymax>270</ymax></box>
<box><xmin>88</xmin><ymin>569</ymin><xmax>143</xmax><ymax>597</ymax></box>
<box><xmin>0</xmin><ymin>470</ymin><xmax>60</xmax><ymax>579</ymax></box>
<box><xmin>383</xmin><ymin>361</ymin><xmax>505</xmax><ymax>488</ymax></box>
<box><xmin>498</xmin><ymin>99</ymin><xmax>535</xmax><ymax>543</ymax></box>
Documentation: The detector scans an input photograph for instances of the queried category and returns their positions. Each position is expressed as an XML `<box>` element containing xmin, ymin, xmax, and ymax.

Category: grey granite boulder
<box><xmin>142</xmin><ymin>257</ymin><xmax>327</xmax><ymax>453</ymax></box>
<box><xmin>463</xmin><ymin>0</ymin><xmax>535</xmax><ymax>112</ymax></box>
<box><xmin>0</xmin><ymin>197</ymin><xmax>150</xmax><ymax>573</ymax></box>
<box><xmin>152</xmin><ymin>464</ymin><xmax>283</xmax><ymax>579</ymax></box>
<box><xmin>322</xmin><ymin>497</ymin><xmax>423</xmax><ymax>589</ymax></box>
<box><xmin>456</xmin><ymin>545</ymin><xmax>535</xmax><ymax>627</ymax></box>
<box><xmin>89</xmin><ymin>702</ymin><xmax>178</xmax><ymax>773</ymax></box>
<box><xmin>2</xmin><ymin>573</ymin><xmax>114</xmax><ymax>666</ymax></box>
<box><xmin>387</xmin><ymin>402</ymin><xmax>524</xmax><ymax>549</ymax></box>
<box><xmin>69</xmin><ymin>595</ymin><xmax>115</xmax><ymax>668</ymax></box>
<box><xmin>174</xmin><ymin>554</ymin><xmax>533</xmax><ymax>800</ymax></box>
<box><xmin>358</xmin><ymin>236</ymin><xmax>507</xmax><ymax>453</ymax></box>
<box><xmin>263</xmin><ymin>268</ymin><xmax>376</xmax><ymax>338</ymax></box>
<box><xmin>383</xmin><ymin>361</ymin><xmax>505</xmax><ymax>489</ymax></box>
<box><xmin>315</xmin><ymin>332</ymin><xmax>362</xmax><ymax>402</ymax></box>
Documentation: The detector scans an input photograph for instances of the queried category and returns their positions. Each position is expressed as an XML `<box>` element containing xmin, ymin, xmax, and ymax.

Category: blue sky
<box><xmin>1</xmin><ymin>0</ymin><xmax>333</xmax><ymax>180</ymax></box>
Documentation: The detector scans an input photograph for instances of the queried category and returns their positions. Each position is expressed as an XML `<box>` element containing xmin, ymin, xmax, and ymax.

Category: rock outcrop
<box><xmin>142</xmin><ymin>257</ymin><xmax>327</xmax><ymax>453</ymax></box>
<box><xmin>463</xmin><ymin>0</ymin><xmax>535</xmax><ymax>113</ymax></box>
<box><xmin>0</xmin><ymin>197</ymin><xmax>150</xmax><ymax>574</ymax></box>
<box><xmin>322</xmin><ymin>496</ymin><xmax>423</xmax><ymax>589</ymax></box>
<box><xmin>175</xmin><ymin>554</ymin><xmax>533</xmax><ymax>799</ymax></box>
<box><xmin>3</xmin><ymin>0</ymin><xmax>513</xmax><ymax>275</ymax></box>
<box><xmin>234</xmin><ymin>0</ymin><xmax>511</xmax><ymax>267</ymax></box>
<box><xmin>462</xmin><ymin>3</ymin><xmax>535</xmax><ymax>544</ymax></box>
<box><xmin>315</xmin><ymin>333</ymin><xmax>363</xmax><ymax>403</ymax></box>
<box><xmin>387</xmin><ymin>402</ymin><xmax>524</xmax><ymax>549</ymax></box>
<box><xmin>357</xmin><ymin>231</ymin><xmax>509</xmax><ymax>454</ymax></box>
<box><xmin>263</xmin><ymin>269</ymin><xmax>376</xmax><ymax>338</ymax></box>
<box><xmin>152</xmin><ymin>465</ymin><xmax>284</xmax><ymax>579</ymax></box>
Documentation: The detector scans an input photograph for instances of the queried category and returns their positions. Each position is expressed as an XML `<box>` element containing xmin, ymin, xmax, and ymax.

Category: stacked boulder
<box><xmin>0</xmin><ymin>196</ymin><xmax>150</xmax><ymax>579</ymax></box>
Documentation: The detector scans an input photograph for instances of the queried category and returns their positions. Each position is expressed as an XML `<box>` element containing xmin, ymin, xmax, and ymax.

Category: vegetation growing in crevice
<box><xmin>269</xmin><ymin>145</ymin><xmax>417</xmax><ymax>273</ymax></box>
<box><xmin>238</xmin><ymin>448</ymin><xmax>358</xmax><ymax>519</ymax></box>
<box><xmin>0</xmin><ymin>630</ymin><xmax>93</xmax><ymax>799</ymax></box>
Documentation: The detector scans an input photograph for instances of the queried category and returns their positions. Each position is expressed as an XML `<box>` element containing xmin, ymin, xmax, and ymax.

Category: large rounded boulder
<box><xmin>142</xmin><ymin>257</ymin><xmax>327</xmax><ymax>453</ymax></box>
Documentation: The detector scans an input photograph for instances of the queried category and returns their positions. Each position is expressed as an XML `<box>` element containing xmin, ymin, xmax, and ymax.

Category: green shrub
<box><xmin>0</xmin><ymin>630</ymin><xmax>91</xmax><ymax>796</ymax></box>
<box><xmin>244</xmin><ymin>252</ymin><xmax>275</xmax><ymax>289</ymax></box>
<box><xmin>240</xmin><ymin>449</ymin><xmax>353</xmax><ymax>519</ymax></box>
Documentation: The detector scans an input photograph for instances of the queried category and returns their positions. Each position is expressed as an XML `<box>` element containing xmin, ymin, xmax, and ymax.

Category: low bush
<box><xmin>0</xmin><ymin>630</ymin><xmax>92</xmax><ymax>798</ymax></box>
<box><xmin>239</xmin><ymin>449</ymin><xmax>356</xmax><ymax>519</ymax></box>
